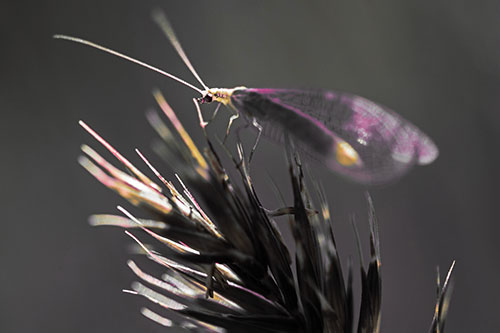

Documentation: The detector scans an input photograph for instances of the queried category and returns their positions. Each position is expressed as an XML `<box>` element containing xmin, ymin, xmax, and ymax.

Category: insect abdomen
<box><xmin>231</xmin><ymin>89</ymin><xmax>336</xmax><ymax>156</ymax></box>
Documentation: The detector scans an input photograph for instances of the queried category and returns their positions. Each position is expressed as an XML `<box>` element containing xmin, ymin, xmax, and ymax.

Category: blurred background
<box><xmin>2</xmin><ymin>0</ymin><xmax>499</xmax><ymax>332</ymax></box>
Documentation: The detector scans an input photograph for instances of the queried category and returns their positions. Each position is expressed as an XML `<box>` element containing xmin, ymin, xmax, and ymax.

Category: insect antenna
<box><xmin>53</xmin><ymin>34</ymin><xmax>204</xmax><ymax>94</ymax></box>
<box><xmin>152</xmin><ymin>9</ymin><xmax>209</xmax><ymax>91</ymax></box>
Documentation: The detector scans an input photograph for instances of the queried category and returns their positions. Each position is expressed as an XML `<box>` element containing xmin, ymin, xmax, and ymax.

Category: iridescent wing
<box><xmin>231</xmin><ymin>88</ymin><xmax>438</xmax><ymax>184</ymax></box>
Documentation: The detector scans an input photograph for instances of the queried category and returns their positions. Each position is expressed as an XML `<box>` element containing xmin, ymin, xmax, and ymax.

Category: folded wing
<box><xmin>231</xmin><ymin>88</ymin><xmax>438</xmax><ymax>184</ymax></box>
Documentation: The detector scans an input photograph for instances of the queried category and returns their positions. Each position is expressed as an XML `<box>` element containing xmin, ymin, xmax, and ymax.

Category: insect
<box><xmin>54</xmin><ymin>11</ymin><xmax>438</xmax><ymax>184</ymax></box>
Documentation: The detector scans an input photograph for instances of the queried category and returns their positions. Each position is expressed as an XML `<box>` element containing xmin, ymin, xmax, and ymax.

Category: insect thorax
<box><xmin>200</xmin><ymin>87</ymin><xmax>246</xmax><ymax>106</ymax></box>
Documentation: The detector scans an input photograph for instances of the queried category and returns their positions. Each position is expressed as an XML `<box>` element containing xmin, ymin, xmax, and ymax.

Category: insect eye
<box><xmin>204</xmin><ymin>94</ymin><xmax>213</xmax><ymax>103</ymax></box>
<box><xmin>196</xmin><ymin>94</ymin><xmax>213</xmax><ymax>104</ymax></box>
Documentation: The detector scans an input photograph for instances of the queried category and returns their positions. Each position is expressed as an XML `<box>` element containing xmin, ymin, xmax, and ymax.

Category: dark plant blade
<box><xmin>357</xmin><ymin>193</ymin><xmax>382</xmax><ymax>333</ymax></box>
<box><xmin>429</xmin><ymin>261</ymin><xmax>456</xmax><ymax>333</ymax></box>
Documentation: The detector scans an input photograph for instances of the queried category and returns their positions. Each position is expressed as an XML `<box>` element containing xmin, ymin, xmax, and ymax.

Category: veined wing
<box><xmin>231</xmin><ymin>88</ymin><xmax>438</xmax><ymax>184</ymax></box>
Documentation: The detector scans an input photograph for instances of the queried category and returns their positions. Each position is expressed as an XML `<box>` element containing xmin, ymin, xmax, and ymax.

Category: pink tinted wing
<box><xmin>231</xmin><ymin>88</ymin><xmax>438</xmax><ymax>184</ymax></box>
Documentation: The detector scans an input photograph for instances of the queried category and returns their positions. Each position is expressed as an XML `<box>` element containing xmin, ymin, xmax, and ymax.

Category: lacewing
<box><xmin>54</xmin><ymin>11</ymin><xmax>438</xmax><ymax>184</ymax></box>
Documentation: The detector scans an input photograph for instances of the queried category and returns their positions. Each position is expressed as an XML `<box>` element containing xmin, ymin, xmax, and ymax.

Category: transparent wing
<box><xmin>231</xmin><ymin>88</ymin><xmax>438</xmax><ymax>184</ymax></box>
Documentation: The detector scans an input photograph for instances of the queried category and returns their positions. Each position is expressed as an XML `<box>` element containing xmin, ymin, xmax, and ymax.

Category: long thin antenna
<box><xmin>152</xmin><ymin>10</ymin><xmax>209</xmax><ymax>91</ymax></box>
<box><xmin>53</xmin><ymin>34</ymin><xmax>204</xmax><ymax>94</ymax></box>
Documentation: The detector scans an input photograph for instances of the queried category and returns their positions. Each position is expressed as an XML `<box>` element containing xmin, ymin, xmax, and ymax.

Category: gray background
<box><xmin>2</xmin><ymin>0</ymin><xmax>499</xmax><ymax>332</ymax></box>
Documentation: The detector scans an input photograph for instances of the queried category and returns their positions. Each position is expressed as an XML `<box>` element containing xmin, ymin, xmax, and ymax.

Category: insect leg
<box><xmin>223</xmin><ymin>111</ymin><xmax>240</xmax><ymax>143</ymax></box>
<box><xmin>264</xmin><ymin>206</ymin><xmax>318</xmax><ymax>217</ymax></box>
<box><xmin>248</xmin><ymin>118</ymin><xmax>263</xmax><ymax>163</ymax></box>
<box><xmin>231</xmin><ymin>117</ymin><xmax>262</xmax><ymax>163</ymax></box>
<box><xmin>209</xmin><ymin>103</ymin><xmax>222</xmax><ymax>123</ymax></box>
<box><xmin>193</xmin><ymin>99</ymin><xmax>209</xmax><ymax>128</ymax></box>
<box><xmin>232</xmin><ymin>119</ymin><xmax>252</xmax><ymax>168</ymax></box>
<box><xmin>193</xmin><ymin>100</ymin><xmax>222</xmax><ymax>129</ymax></box>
